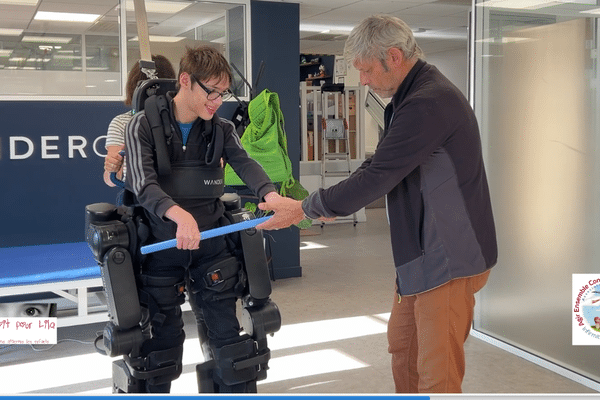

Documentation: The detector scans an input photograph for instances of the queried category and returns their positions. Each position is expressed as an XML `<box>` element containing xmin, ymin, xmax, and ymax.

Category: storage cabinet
<box><xmin>299</xmin><ymin>81</ymin><xmax>365</xmax><ymax>162</ymax></box>
<box><xmin>300</xmin><ymin>54</ymin><xmax>334</xmax><ymax>86</ymax></box>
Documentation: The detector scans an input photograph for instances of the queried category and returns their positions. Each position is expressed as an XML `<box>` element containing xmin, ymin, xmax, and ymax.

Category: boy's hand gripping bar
<box><xmin>140</xmin><ymin>215</ymin><xmax>272</xmax><ymax>255</ymax></box>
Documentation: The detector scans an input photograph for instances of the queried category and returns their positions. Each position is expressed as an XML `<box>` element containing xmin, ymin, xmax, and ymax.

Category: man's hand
<box><xmin>164</xmin><ymin>205</ymin><xmax>201</xmax><ymax>250</ymax></box>
<box><xmin>256</xmin><ymin>194</ymin><xmax>304</xmax><ymax>230</ymax></box>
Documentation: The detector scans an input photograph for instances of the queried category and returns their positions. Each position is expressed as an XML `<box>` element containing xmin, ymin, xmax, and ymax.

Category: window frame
<box><xmin>0</xmin><ymin>0</ymin><xmax>252</xmax><ymax>102</ymax></box>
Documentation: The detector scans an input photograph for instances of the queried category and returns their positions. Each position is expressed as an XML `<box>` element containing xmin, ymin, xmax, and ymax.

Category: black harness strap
<box><xmin>144</xmin><ymin>95</ymin><xmax>172</xmax><ymax>177</ymax></box>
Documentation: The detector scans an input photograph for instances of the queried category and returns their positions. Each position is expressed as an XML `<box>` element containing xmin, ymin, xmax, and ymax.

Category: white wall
<box><xmin>424</xmin><ymin>47</ymin><xmax>468</xmax><ymax>98</ymax></box>
<box><xmin>298</xmin><ymin>47</ymin><xmax>469</xmax><ymax>220</ymax></box>
<box><xmin>0</xmin><ymin>70</ymin><xmax>121</xmax><ymax>97</ymax></box>
<box><xmin>340</xmin><ymin>46</ymin><xmax>469</xmax><ymax>154</ymax></box>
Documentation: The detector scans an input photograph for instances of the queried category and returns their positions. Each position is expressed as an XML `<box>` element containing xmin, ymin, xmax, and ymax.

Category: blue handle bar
<box><xmin>140</xmin><ymin>215</ymin><xmax>272</xmax><ymax>255</ymax></box>
<box><xmin>109</xmin><ymin>150</ymin><xmax>126</xmax><ymax>188</ymax></box>
<box><xmin>110</xmin><ymin>172</ymin><xmax>125</xmax><ymax>188</ymax></box>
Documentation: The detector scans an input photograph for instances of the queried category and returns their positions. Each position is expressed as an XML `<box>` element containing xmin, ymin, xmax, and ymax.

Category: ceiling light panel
<box><xmin>36</xmin><ymin>1</ymin><xmax>116</xmax><ymax>16</ymax></box>
<box><xmin>34</xmin><ymin>11</ymin><xmax>100</xmax><ymax>23</ymax></box>
<box><xmin>22</xmin><ymin>35</ymin><xmax>72</xmax><ymax>43</ymax></box>
<box><xmin>476</xmin><ymin>0</ymin><xmax>575</xmax><ymax>9</ymax></box>
<box><xmin>0</xmin><ymin>28</ymin><xmax>23</xmax><ymax>35</ymax></box>
<box><xmin>300</xmin><ymin>23</ymin><xmax>355</xmax><ymax>33</ymax></box>
<box><xmin>125</xmin><ymin>0</ymin><xmax>191</xmax><ymax>14</ymax></box>
<box><xmin>0</xmin><ymin>0</ymin><xmax>38</xmax><ymax>5</ymax></box>
<box><xmin>129</xmin><ymin>35</ymin><xmax>186</xmax><ymax>43</ymax></box>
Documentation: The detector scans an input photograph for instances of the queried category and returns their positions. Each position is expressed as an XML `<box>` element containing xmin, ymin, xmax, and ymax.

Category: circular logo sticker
<box><xmin>573</xmin><ymin>274</ymin><xmax>600</xmax><ymax>345</ymax></box>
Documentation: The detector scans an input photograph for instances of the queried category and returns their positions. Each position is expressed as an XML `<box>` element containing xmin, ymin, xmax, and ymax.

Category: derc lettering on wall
<box><xmin>0</xmin><ymin>101</ymin><xmax>238</xmax><ymax>249</ymax></box>
<box><xmin>0</xmin><ymin>101</ymin><xmax>127</xmax><ymax>248</ymax></box>
<box><xmin>6</xmin><ymin>135</ymin><xmax>107</xmax><ymax>160</ymax></box>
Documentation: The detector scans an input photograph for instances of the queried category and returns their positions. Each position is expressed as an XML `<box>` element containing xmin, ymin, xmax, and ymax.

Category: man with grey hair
<box><xmin>257</xmin><ymin>14</ymin><xmax>497</xmax><ymax>393</ymax></box>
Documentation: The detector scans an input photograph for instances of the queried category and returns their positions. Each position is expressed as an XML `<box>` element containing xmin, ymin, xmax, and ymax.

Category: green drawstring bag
<box><xmin>225</xmin><ymin>88</ymin><xmax>311</xmax><ymax>228</ymax></box>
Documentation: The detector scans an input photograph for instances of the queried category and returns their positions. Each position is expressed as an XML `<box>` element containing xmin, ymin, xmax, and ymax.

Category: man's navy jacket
<box><xmin>303</xmin><ymin>59</ymin><xmax>497</xmax><ymax>295</ymax></box>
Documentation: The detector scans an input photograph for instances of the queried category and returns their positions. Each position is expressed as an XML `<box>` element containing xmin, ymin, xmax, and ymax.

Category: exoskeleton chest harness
<box><xmin>143</xmin><ymin>93</ymin><xmax>226</xmax><ymax>202</ymax></box>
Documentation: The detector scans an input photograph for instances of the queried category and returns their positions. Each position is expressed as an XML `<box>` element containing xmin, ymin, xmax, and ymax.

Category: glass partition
<box><xmin>124</xmin><ymin>1</ymin><xmax>250</xmax><ymax>99</ymax></box>
<box><xmin>473</xmin><ymin>0</ymin><xmax>600</xmax><ymax>382</ymax></box>
<box><xmin>0</xmin><ymin>0</ymin><xmax>249</xmax><ymax>99</ymax></box>
<box><xmin>0</xmin><ymin>0</ymin><xmax>122</xmax><ymax>97</ymax></box>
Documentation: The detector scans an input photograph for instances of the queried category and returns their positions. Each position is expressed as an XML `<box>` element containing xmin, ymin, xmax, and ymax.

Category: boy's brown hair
<box><xmin>177</xmin><ymin>45</ymin><xmax>232</xmax><ymax>89</ymax></box>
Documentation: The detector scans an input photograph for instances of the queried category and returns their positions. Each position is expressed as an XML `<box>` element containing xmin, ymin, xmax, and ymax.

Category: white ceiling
<box><xmin>294</xmin><ymin>0</ymin><xmax>472</xmax><ymax>56</ymax></box>
<box><xmin>4</xmin><ymin>0</ymin><xmax>599</xmax><ymax>60</ymax></box>
<box><xmin>0</xmin><ymin>0</ymin><xmax>472</xmax><ymax>57</ymax></box>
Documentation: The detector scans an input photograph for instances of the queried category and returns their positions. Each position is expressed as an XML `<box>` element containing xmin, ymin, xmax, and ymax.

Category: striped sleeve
<box><xmin>124</xmin><ymin>112</ymin><xmax>145</xmax><ymax>194</ymax></box>
<box><xmin>105</xmin><ymin>112</ymin><xmax>132</xmax><ymax>148</ymax></box>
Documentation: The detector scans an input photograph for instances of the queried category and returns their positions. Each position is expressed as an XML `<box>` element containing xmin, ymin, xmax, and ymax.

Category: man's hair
<box><xmin>344</xmin><ymin>15</ymin><xmax>424</xmax><ymax>66</ymax></box>
<box><xmin>177</xmin><ymin>45</ymin><xmax>232</xmax><ymax>90</ymax></box>
<box><xmin>124</xmin><ymin>54</ymin><xmax>176</xmax><ymax>106</ymax></box>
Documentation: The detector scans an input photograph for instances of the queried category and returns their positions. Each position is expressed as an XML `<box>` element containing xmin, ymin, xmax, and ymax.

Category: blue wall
<box><xmin>251</xmin><ymin>0</ymin><xmax>300</xmax><ymax>179</ymax></box>
<box><xmin>0</xmin><ymin>101</ymin><xmax>127</xmax><ymax>247</ymax></box>
<box><xmin>251</xmin><ymin>0</ymin><xmax>301</xmax><ymax>279</ymax></box>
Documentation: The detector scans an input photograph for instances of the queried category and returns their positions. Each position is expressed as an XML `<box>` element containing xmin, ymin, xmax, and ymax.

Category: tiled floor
<box><xmin>0</xmin><ymin>208</ymin><xmax>597</xmax><ymax>395</ymax></box>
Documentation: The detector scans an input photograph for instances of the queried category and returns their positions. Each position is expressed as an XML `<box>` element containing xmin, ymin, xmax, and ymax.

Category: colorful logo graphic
<box><xmin>572</xmin><ymin>274</ymin><xmax>600</xmax><ymax>345</ymax></box>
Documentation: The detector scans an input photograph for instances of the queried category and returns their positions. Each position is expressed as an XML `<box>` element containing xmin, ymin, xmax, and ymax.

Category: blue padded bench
<box><xmin>0</xmin><ymin>242</ymin><xmax>107</xmax><ymax>327</ymax></box>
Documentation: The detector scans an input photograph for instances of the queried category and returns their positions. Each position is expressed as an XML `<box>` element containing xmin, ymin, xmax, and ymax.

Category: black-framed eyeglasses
<box><xmin>191</xmin><ymin>74</ymin><xmax>232</xmax><ymax>101</ymax></box>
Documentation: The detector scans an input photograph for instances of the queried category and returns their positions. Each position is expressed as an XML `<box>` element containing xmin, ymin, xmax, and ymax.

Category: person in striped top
<box><xmin>103</xmin><ymin>55</ymin><xmax>176</xmax><ymax>188</ymax></box>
